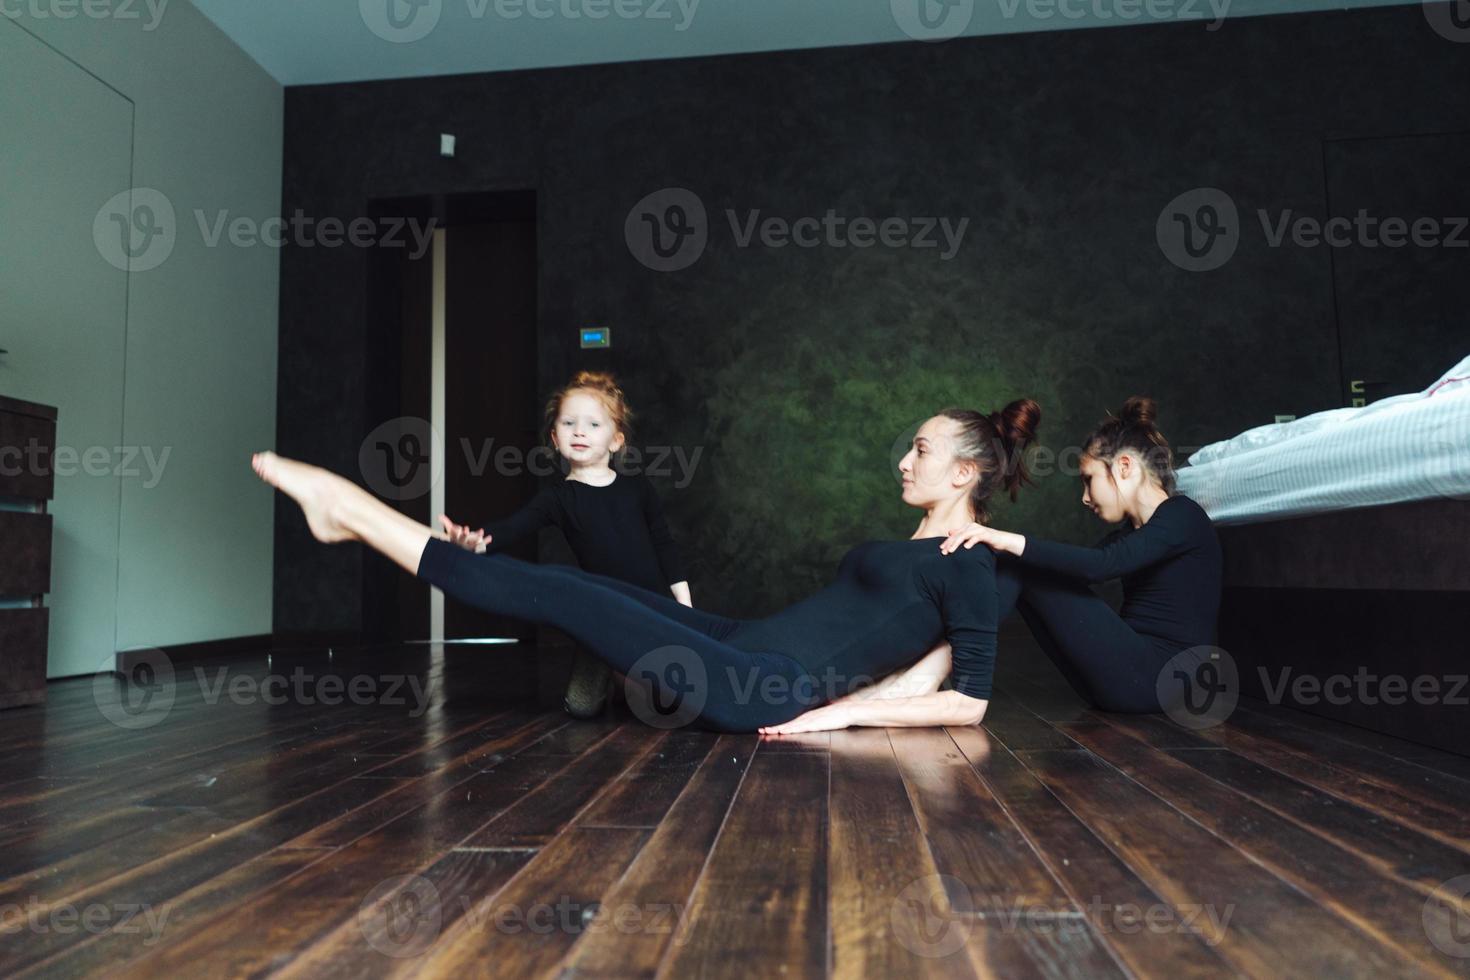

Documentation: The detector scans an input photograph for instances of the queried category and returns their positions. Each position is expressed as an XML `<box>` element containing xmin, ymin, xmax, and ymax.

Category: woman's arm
<box><xmin>826</xmin><ymin>642</ymin><xmax>951</xmax><ymax>705</ymax></box>
<box><xmin>758</xmin><ymin>688</ymin><xmax>986</xmax><ymax>734</ymax></box>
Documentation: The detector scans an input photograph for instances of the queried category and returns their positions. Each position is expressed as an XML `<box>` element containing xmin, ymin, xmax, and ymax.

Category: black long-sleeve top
<box><xmin>1015</xmin><ymin>494</ymin><xmax>1222</xmax><ymax>652</ymax></box>
<box><xmin>725</xmin><ymin>538</ymin><xmax>999</xmax><ymax>701</ymax></box>
<box><xmin>481</xmin><ymin>473</ymin><xmax>687</xmax><ymax>594</ymax></box>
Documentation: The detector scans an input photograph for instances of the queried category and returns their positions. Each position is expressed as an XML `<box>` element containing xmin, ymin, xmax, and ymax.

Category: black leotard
<box><xmin>415</xmin><ymin>534</ymin><xmax>999</xmax><ymax>731</ymax></box>
<box><xmin>479</xmin><ymin>472</ymin><xmax>687</xmax><ymax>593</ymax></box>
<box><xmin>992</xmin><ymin>493</ymin><xmax>1223</xmax><ymax>713</ymax></box>
<box><xmin>1013</xmin><ymin>494</ymin><xmax>1221</xmax><ymax>652</ymax></box>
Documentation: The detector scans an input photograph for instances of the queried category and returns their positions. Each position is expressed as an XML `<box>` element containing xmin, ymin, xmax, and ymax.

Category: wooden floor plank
<box><xmin>890</xmin><ymin>727</ymin><xmax>1073</xmax><ymax>918</ymax></box>
<box><xmin>1017</xmin><ymin>747</ymin><xmax>1422</xmax><ymax>978</ymax></box>
<box><xmin>1061</xmin><ymin>717</ymin><xmax>1461</xmax><ymax>977</ymax></box>
<box><xmin>828</xmin><ymin>728</ymin><xmax>975</xmax><ymax>979</ymax></box>
<box><xmin>951</xmin><ymin>725</ymin><xmax>1238</xmax><ymax>979</ymax></box>
<box><xmin>657</xmin><ymin>745</ymin><xmax>829</xmax><ymax>979</ymax></box>
<box><xmin>562</xmin><ymin>734</ymin><xmax>756</xmax><ymax>978</ymax></box>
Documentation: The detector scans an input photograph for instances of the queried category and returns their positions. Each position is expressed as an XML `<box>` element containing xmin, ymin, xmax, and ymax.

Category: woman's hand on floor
<box><xmin>439</xmin><ymin>514</ymin><xmax>490</xmax><ymax>554</ymax></box>
<box><xmin>757</xmin><ymin>703</ymin><xmax>854</xmax><ymax>735</ymax></box>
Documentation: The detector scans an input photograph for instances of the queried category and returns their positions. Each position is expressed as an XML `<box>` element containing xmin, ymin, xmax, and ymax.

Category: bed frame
<box><xmin>1216</xmin><ymin>496</ymin><xmax>1470</xmax><ymax>755</ymax></box>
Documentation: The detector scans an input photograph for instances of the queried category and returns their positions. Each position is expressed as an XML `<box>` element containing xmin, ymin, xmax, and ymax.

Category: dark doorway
<box><xmin>361</xmin><ymin>190</ymin><xmax>539</xmax><ymax>644</ymax></box>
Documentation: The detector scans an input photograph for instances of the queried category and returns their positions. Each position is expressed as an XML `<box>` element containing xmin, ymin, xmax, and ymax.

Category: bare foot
<box><xmin>251</xmin><ymin>451</ymin><xmax>358</xmax><ymax>544</ymax></box>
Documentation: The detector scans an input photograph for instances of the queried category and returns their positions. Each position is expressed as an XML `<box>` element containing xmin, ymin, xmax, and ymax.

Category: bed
<box><xmin>1176</xmin><ymin>355</ymin><xmax>1470</xmax><ymax>754</ymax></box>
<box><xmin>1176</xmin><ymin>354</ymin><xmax>1470</xmax><ymax>524</ymax></box>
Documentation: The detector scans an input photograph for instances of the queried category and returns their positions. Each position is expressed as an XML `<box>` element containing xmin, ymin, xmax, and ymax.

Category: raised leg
<box><xmin>251</xmin><ymin>451</ymin><xmax>440</xmax><ymax>575</ymax></box>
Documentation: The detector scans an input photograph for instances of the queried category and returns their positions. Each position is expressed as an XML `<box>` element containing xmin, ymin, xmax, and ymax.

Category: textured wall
<box><xmin>277</xmin><ymin>5</ymin><xmax>1468</xmax><ymax>630</ymax></box>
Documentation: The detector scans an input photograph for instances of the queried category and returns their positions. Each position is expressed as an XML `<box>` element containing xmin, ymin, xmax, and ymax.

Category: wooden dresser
<box><xmin>0</xmin><ymin>394</ymin><xmax>57</xmax><ymax>709</ymax></box>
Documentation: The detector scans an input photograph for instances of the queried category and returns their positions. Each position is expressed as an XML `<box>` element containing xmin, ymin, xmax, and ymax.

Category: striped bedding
<box><xmin>1177</xmin><ymin>354</ymin><xmax>1470</xmax><ymax>525</ymax></box>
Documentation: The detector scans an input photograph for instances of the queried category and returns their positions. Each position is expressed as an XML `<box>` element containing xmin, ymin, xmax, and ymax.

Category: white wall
<box><xmin>0</xmin><ymin>3</ymin><xmax>282</xmax><ymax>674</ymax></box>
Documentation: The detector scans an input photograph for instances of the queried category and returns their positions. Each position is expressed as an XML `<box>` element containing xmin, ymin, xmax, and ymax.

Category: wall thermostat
<box><xmin>580</xmin><ymin>328</ymin><xmax>611</xmax><ymax>349</ymax></box>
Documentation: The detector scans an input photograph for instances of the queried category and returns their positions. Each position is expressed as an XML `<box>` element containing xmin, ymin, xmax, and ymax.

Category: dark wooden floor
<box><xmin>2</xmin><ymin>636</ymin><xmax>1468</xmax><ymax>979</ymax></box>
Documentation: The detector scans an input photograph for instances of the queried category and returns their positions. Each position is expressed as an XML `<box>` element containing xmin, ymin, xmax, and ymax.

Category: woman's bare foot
<box><xmin>251</xmin><ymin>451</ymin><xmax>358</xmax><ymax>544</ymax></box>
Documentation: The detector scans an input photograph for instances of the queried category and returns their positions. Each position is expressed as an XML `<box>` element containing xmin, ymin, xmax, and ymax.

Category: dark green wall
<box><xmin>276</xmin><ymin>5</ymin><xmax>1469</xmax><ymax>629</ymax></box>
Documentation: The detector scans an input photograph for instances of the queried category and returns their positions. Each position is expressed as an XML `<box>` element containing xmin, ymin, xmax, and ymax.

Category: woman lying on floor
<box><xmin>764</xmin><ymin>396</ymin><xmax>1223</xmax><ymax>734</ymax></box>
<box><xmin>250</xmin><ymin>399</ymin><xmax>1040</xmax><ymax>734</ymax></box>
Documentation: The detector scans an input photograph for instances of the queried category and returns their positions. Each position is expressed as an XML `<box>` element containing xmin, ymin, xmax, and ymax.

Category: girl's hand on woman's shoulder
<box><xmin>940</xmin><ymin>522</ymin><xmax>997</xmax><ymax>554</ymax></box>
<box><xmin>940</xmin><ymin>522</ymin><xmax>1026</xmax><ymax>557</ymax></box>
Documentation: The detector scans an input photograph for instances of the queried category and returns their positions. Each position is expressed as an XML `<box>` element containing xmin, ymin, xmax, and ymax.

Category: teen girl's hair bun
<box><xmin>1086</xmin><ymin>395</ymin><xmax>1175</xmax><ymax>494</ymax></box>
<box><xmin>1119</xmin><ymin>395</ymin><xmax>1159</xmax><ymax>429</ymax></box>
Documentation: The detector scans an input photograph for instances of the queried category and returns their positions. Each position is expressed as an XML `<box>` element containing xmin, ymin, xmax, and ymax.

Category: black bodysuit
<box><xmin>416</xmin><ymin>535</ymin><xmax>1000</xmax><ymax>731</ymax></box>
<box><xmin>994</xmin><ymin>493</ymin><xmax>1223</xmax><ymax>712</ymax></box>
<box><xmin>479</xmin><ymin>473</ymin><xmax>687</xmax><ymax>593</ymax></box>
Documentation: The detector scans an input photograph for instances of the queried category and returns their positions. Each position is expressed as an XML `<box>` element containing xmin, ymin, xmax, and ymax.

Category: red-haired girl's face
<box><xmin>551</xmin><ymin>390</ymin><xmax>623</xmax><ymax>465</ymax></box>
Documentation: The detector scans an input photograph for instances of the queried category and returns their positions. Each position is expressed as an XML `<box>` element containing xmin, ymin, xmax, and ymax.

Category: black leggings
<box><xmin>994</xmin><ymin>558</ymin><xmax>1173</xmax><ymax>713</ymax></box>
<box><xmin>416</xmin><ymin>538</ymin><xmax>821</xmax><ymax>732</ymax></box>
